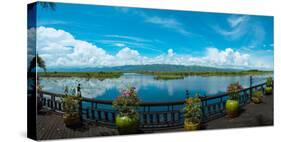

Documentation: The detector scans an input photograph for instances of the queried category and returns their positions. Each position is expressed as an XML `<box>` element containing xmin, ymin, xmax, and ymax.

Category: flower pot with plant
<box><xmin>251</xmin><ymin>90</ymin><xmax>263</xmax><ymax>104</ymax></box>
<box><xmin>225</xmin><ymin>82</ymin><xmax>243</xmax><ymax>118</ymax></box>
<box><xmin>183</xmin><ymin>95</ymin><xmax>202</xmax><ymax>131</ymax></box>
<box><xmin>265</xmin><ymin>77</ymin><xmax>273</xmax><ymax>95</ymax></box>
<box><xmin>113</xmin><ymin>87</ymin><xmax>140</xmax><ymax>134</ymax></box>
<box><xmin>62</xmin><ymin>86</ymin><xmax>82</xmax><ymax>127</ymax></box>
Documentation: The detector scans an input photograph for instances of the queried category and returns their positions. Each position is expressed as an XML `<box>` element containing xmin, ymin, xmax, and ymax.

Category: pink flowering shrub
<box><xmin>113</xmin><ymin>87</ymin><xmax>140</xmax><ymax>117</ymax></box>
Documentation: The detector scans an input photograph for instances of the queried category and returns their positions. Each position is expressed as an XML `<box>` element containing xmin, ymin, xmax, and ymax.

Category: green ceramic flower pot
<box><xmin>252</xmin><ymin>97</ymin><xmax>262</xmax><ymax>104</ymax></box>
<box><xmin>116</xmin><ymin>115</ymin><xmax>139</xmax><ymax>134</ymax></box>
<box><xmin>225</xmin><ymin>100</ymin><xmax>239</xmax><ymax>118</ymax></box>
<box><xmin>265</xmin><ymin>87</ymin><xmax>272</xmax><ymax>95</ymax></box>
<box><xmin>63</xmin><ymin>112</ymin><xmax>81</xmax><ymax>127</ymax></box>
<box><xmin>184</xmin><ymin>120</ymin><xmax>200</xmax><ymax>131</ymax></box>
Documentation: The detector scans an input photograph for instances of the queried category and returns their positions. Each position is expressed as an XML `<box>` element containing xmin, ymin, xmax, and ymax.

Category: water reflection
<box><xmin>40</xmin><ymin>73</ymin><xmax>271</xmax><ymax>101</ymax></box>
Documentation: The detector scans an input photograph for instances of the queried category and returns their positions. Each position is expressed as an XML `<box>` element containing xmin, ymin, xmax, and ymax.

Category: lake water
<box><xmin>40</xmin><ymin>73</ymin><xmax>271</xmax><ymax>102</ymax></box>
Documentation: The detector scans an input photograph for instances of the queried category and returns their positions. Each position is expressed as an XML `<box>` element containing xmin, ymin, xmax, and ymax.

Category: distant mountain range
<box><xmin>44</xmin><ymin>64</ymin><xmax>243</xmax><ymax>72</ymax></box>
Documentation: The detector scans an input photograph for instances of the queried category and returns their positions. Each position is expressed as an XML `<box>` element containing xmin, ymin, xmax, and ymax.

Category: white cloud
<box><xmin>117</xmin><ymin>47</ymin><xmax>139</xmax><ymax>58</ymax></box>
<box><xmin>105</xmin><ymin>35</ymin><xmax>151</xmax><ymax>43</ymax></box>
<box><xmin>114</xmin><ymin>8</ymin><xmax>191</xmax><ymax>36</ymax></box>
<box><xmin>145</xmin><ymin>16</ymin><xmax>190</xmax><ymax>36</ymax></box>
<box><xmin>204</xmin><ymin>47</ymin><xmax>250</xmax><ymax>67</ymax></box>
<box><xmin>114</xmin><ymin>43</ymin><xmax>126</xmax><ymax>47</ymax></box>
<box><xmin>213</xmin><ymin>15</ymin><xmax>249</xmax><ymax>40</ymax></box>
<box><xmin>227</xmin><ymin>16</ymin><xmax>248</xmax><ymax>28</ymax></box>
<box><xmin>34</xmin><ymin>27</ymin><xmax>115</xmax><ymax>67</ymax></box>
<box><xmin>96</xmin><ymin>39</ymin><xmax>163</xmax><ymax>53</ymax></box>
<box><xmin>213</xmin><ymin>15</ymin><xmax>267</xmax><ymax>52</ymax></box>
<box><xmin>167</xmin><ymin>49</ymin><xmax>174</xmax><ymax>57</ymax></box>
<box><xmin>31</xmin><ymin>26</ymin><xmax>272</xmax><ymax>70</ymax></box>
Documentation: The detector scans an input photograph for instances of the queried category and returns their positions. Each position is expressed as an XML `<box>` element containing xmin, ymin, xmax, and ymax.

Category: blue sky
<box><xmin>28</xmin><ymin>2</ymin><xmax>274</xmax><ymax>70</ymax></box>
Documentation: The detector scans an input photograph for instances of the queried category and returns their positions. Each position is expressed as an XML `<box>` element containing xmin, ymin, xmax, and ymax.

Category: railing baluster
<box><xmin>171</xmin><ymin>112</ymin><xmax>175</xmax><ymax>122</ymax></box>
<box><xmin>149</xmin><ymin>114</ymin><xmax>153</xmax><ymax>124</ymax></box>
<box><xmin>97</xmin><ymin>110</ymin><xmax>102</xmax><ymax>120</ymax></box>
<box><xmin>208</xmin><ymin>106</ymin><xmax>211</xmax><ymax>115</ymax></box>
<box><xmin>156</xmin><ymin>114</ymin><xmax>160</xmax><ymax>123</ymax></box>
<box><xmin>51</xmin><ymin>95</ymin><xmax>55</xmax><ymax>110</ymax></box>
<box><xmin>86</xmin><ymin>107</ymin><xmax>90</xmax><ymax>119</ymax></box>
<box><xmin>91</xmin><ymin>102</ymin><xmax>95</xmax><ymax>120</ymax></box>
<box><xmin>143</xmin><ymin>114</ymin><xmax>147</xmax><ymax>124</ymax></box>
<box><xmin>177</xmin><ymin>111</ymin><xmax>181</xmax><ymax>121</ymax></box>
<box><xmin>104</xmin><ymin>112</ymin><xmax>109</xmax><ymax>121</ymax></box>
<box><xmin>47</xmin><ymin>99</ymin><xmax>50</xmax><ymax>107</ymax></box>
<box><xmin>111</xmin><ymin>112</ymin><xmax>115</xmax><ymax>122</ymax></box>
<box><xmin>58</xmin><ymin>102</ymin><xmax>62</xmax><ymax>111</ymax></box>
<box><xmin>212</xmin><ymin>105</ymin><xmax>216</xmax><ymax>114</ymax></box>
<box><xmin>220</xmin><ymin>102</ymin><xmax>223</xmax><ymax>112</ymax></box>
<box><xmin>43</xmin><ymin>98</ymin><xmax>46</xmax><ymax>106</ymax></box>
<box><xmin>164</xmin><ymin>113</ymin><xmax>168</xmax><ymax>122</ymax></box>
<box><xmin>54</xmin><ymin>101</ymin><xmax>57</xmax><ymax>109</ymax></box>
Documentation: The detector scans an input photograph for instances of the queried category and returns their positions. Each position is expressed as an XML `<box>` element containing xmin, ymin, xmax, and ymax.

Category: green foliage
<box><xmin>28</xmin><ymin>54</ymin><xmax>46</xmax><ymax>72</ymax></box>
<box><xmin>139</xmin><ymin>70</ymin><xmax>272</xmax><ymax>77</ymax></box>
<box><xmin>154</xmin><ymin>75</ymin><xmax>184</xmax><ymax>80</ymax></box>
<box><xmin>266</xmin><ymin>77</ymin><xmax>273</xmax><ymax>87</ymax></box>
<box><xmin>252</xmin><ymin>90</ymin><xmax>263</xmax><ymax>102</ymax></box>
<box><xmin>183</xmin><ymin>95</ymin><xmax>202</xmax><ymax>124</ymax></box>
<box><xmin>37</xmin><ymin>54</ymin><xmax>46</xmax><ymax>71</ymax></box>
<box><xmin>252</xmin><ymin>90</ymin><xmax>263</xmax><ymax>103</ymax></box>
<box><xmin>38</xmin><ymin>72</ymin><xmax>123</xmax><ymax>79</ymax></box>
<box><xmin>62</xmin><ymin>86</ymin><xmax>82</xmax><ymax>116</ymax></box>
<box><xmin>253</xmin><ymin>90</ymin><xmax>263</xmax><ymax>98</ymax></box>
<box><xmin>227</xmin><ymin>82</ymin><xmax>243</xmax><ymax>100</ymax></box>
<box><xmin>113</xmin><ymin>87</ymin><xmax>140</xmax><ymax>117</ymax></box>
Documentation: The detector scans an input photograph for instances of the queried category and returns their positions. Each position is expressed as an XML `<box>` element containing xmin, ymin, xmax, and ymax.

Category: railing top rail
<box><xmin>41</xmin><ymin>90</ymin><xmax>185</xmax><ymax>106</ymax></box>
<box><xmin>200</xmin><ymin>82</ymin><xmax>266</xmax><ymax>101</ymax></box>
<box><xmin>41</xmin><ymin>81</ymin><xmax>268</xmax><ymax>106</ymax></box>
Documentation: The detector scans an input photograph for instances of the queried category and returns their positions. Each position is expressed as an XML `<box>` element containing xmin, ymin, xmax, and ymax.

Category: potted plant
<box><xmin>251</xmin><ymin>90</ymin><xmax>263</xmax><ymax>104</ymax></box>
<box><xmin>183</xmin><ymin>95</ymin><xmax>202</xmax><ymax>130</ymax></box>
<box><xmin>225</xmin><ymin>82</ymin><xmax>243</xmax><ymax>118</ymax></box>
<box><xmin>113</xmin><ymin>87</ymin><xmax>140</xmax><ymax>134</ymax></box>
<box><xmin>62</xmin><ymin>86</ymin><xmax>82</xmax><ymax>127</ymax></box>
<box><xmin>265</xmin><ymin>77</ymin><xmax>273</xmax><ymax>95</ymax></box>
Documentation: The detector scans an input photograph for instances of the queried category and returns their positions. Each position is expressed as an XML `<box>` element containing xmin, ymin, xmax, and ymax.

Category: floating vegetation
<box><xmin>154</xmin><ymin>75</ymin><xmax>184</xmax><ymax>80</ymax></box>
<box><xmin>138</xmin><ymin>70</ymin><xmax>273</xmax><ymax>77</ymax></box>
<box><xmin>38</xmin><ymin>72</ymin><xmax>123</xmax><ymax>79</ymax></box>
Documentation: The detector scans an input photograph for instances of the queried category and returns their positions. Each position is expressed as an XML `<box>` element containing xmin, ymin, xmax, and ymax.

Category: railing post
<box><xmin>250</xmin><ymin>76</ymin><xmax>253</xmax><ymax>100</ymax></box>
<box><xmin>51</xmin><ymin>95</ymin><xmax>55</xmax><ymax>110</ymax></box>
<box><xmin>79</xmin><ymin>101</ymin><xmax>82</xmax><ymax>122</ymax></box>
<box><xmin>77</xmin><ymin>84</ymin><xmax>83</xmax><ymax>122</ymax></box>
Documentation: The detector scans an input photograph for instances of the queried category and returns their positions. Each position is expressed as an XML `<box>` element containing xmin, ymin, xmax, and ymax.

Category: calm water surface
<box><xmin>40</xmin><ymin>73</ymin><xmax>271</xmax><ymax>102</ymax></box>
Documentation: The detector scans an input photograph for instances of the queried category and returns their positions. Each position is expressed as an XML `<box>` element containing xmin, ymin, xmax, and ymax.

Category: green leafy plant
<box><xmin>227</xmin><ymin>82</ymin><xmax>243</xmax><ymax>100</ymax></box>
<box><xmin>62</xmin><ymin>86</ymin><xmax>82</xmax><ymax>116</ymax></box>
<box><xmin>266</xmin><ymin>77</ymin><xmax>273</xmax><ymax>87</ymax></box>
<box><xmin>183</xmin><ymin>95</ymin><xmax>202</xmax><ymax>124</ymax></box>
<box><xmin>113</xmin><ymin>87</ymin><xmax>140</xmax><ymax>117</ymax></box>
<box><xmin>28</xmin><ymin>54</ymin><xmax>46</xmax><ymax>73</ymax></box>
<box><xmin>265</xmin><ymin>77</ymin><xmax>273</xmax><ymax>95</ymax></box>
<box><xmin>252</xmin><ymin>90</ymin><xmax>263</xmax><ymax>103</ymax></box>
